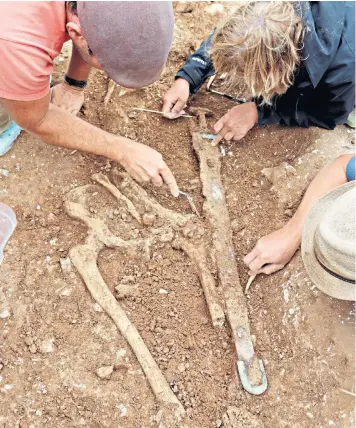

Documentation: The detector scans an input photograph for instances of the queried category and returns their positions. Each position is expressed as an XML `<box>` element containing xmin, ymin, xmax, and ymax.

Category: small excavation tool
<box><xmin>199</xmin><ymin>133</ymin><xmax>215</xmax><ymax>140</ymax></box>
<box><xmin>132</xmin><ymin>107</ymin><xmax>193</xmax><ymax>118</ymax></box>
<box><xmin>206</xmin><ymin>75</ymin><xmax>246</xmax><ymax>104</ymax></box>
<box><xmin>178</xmin><ymin>190</ymin><xmax>200</xmax><ymax>217</ymax></box>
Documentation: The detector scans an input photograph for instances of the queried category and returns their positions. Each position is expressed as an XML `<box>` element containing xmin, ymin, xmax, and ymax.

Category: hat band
<box><xmin>315</xmin><ymin>250</ymin><xmax>356</xmax><ymax>285</ymax></box>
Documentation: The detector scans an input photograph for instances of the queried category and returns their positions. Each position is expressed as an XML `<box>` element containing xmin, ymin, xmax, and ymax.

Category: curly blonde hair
<box><xmin>210</xmin><ymin>1</ymin><xmax>304</xmax><ymax>104</ymax></box>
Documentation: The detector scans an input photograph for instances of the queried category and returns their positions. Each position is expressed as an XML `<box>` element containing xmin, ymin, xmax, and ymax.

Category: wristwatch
<box><xmin>64</xmin><ymin>74</ymin><xmax>87</xmax><ymax>89</ymax></box>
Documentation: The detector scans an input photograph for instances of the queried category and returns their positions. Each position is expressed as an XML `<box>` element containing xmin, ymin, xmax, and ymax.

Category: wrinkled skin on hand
<box><xmin>244</xmin><ymin>224</ymin><xmax>301</xmax><ymax>275</ymax></box>
<box><xmin>162</xmin><ymin>78</ymin><xmax>190</xmax><ymax>119</ymax></box>
<box><xmin>118</xmin><ymin>138</ymin><xmax>179</xmax><ymax>197</ymax></box>
<box><xmin>213</xmin><ymin>102</ymin><xmax>258</xmax><ymax>145</ymax></box>
<box><xmin>51</xmin><ymin>82</ymin><xmax>84</xmax><ymax>116</ymax></box>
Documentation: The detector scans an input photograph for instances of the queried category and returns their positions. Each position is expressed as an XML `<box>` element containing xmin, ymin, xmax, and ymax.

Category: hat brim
<box><xmin>301</xmin><ymin>181</ymin><xmax>355</xmax><ymax>301</ymax></box>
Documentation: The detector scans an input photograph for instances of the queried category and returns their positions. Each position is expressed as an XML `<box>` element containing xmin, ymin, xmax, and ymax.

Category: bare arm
<box><xmin>0</xmin><ymin>94</ymin><xmax>179</xmax><ymax>196</ymax></box>
<box><xmin>244</xmin><ymin>154</ymin><xmax>353</xmax><ymax>275</ymax></box>
<box><xmin>283</xmin><ymin>154</ymin><xmax>352</xmax><ymax>237</ymax></box>
<box><xmin>66</xmin><ymin>44</ymin><xmax>92</xmax><ymax>81</ymax></box>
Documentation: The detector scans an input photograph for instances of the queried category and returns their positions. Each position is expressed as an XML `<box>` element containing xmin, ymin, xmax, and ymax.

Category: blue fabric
<box><xmin>0</xmin><ymin>121</ymin><xmax>22</xmax><ymax>156</ymax></box>
<box><xmin>346</xmin><ymin>155</ymin><xmax>355</xmax><ymax>182</ymax></box>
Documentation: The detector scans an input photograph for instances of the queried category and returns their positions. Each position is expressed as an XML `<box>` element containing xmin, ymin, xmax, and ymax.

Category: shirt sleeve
<box><xmin>0</xmin><ymin>39</ymin><xmax>52</xmax><ymax>101</ymax></box>
<box><xmin>175</xmin><ymin>31</ymin><xmax>216</xmax><ymax>95</ymax></box>
<box><xmin>346</xmin><ymin>156</ymin><xmax>355</xmax><ymax>182</ymax></box>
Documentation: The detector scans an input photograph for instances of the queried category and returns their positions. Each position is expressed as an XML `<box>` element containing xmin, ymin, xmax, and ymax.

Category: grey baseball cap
<box><xmin>78</xmin><ymin>1</ymin><xmax>174</xmax><ymax>88</ymax></box>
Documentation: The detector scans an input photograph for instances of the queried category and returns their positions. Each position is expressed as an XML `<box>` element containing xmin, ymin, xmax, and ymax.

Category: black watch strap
<box><xmin>64</xmin><ymin>74</ymin><xmax>87</xmax><ymax>89</ymax></box>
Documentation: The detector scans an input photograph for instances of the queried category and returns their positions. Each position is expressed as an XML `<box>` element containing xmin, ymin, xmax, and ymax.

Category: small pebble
<box><xmin>182</xmin><ymin>225</ymin><xmax>194</xmax><ymax>238</ymax></box>
<box><xmin>40</xmin><ymin>338</ymin><xmax>55</xmax><ymax>353</ymax></box>
<box><xmin>142</xmin><ymin>213</ymin><xmax>156</xmax><ymax>227</ymax></box>
<box><xmin>121</xmin><ymin>275</ymin><xmax>135</xmax><ymax>284</ymax></box>
<box><xmin>231</xmin><ymin>218</ymin><xmax>246</xmax><ymax>233</ymax></box>
<box><xmin>0</xmin><ymin>309</ymin><xmax>11</xmax><ymax>319</ymax></box>
<box><xmin>178</xmin><ymin>363</ymin><xmax>185</xmax><ymax>373</ymax></box>
<box><xmin>96</xmin><ymin>365</ymin><xmax>114</xmax><ymax>379</ymax></box>
<box><xmin>60</xmin><ymin>257</ymin><xmax>72</xmax><ymax>275</ymax></box>
<box><xmin>24</xmin><ymin>337</ymin><xmax>34</xmax><ymax>346</ymax></box>
<box><xmin>47</xmin><ymin>213</ymin><xmax>58</xmax><ymax>225</ymax></box>
<box><xmin>29</xmin><ymin>344</ymin><xmax>37</xmax><ymax>354</ymax></box>
<box><xmin>159</xmin><ymin>230</ymin><xmax>174</xmax><ymax>243</ymax></box>
<box><xmin>283</xmin><ymin>288</ymin><xmax>290</xmax><ymax>304</ymax></box>
<box><xmin>116</xmin><ymin>402</ymin><xmax>128</xmax><ymax>417</ymax></box>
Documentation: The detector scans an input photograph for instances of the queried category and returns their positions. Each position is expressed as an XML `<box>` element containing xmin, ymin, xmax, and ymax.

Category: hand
<box><xmin>213</xmin><ymin>102</ymin><xmax>258</xmax><ymax>145</ymax></box>
<box><xmin>243</xmin><ymin>224</ymin><xmax>301</xmax><ymax>276</ymax></box>
<box><xmin>51</xmin><ymin>82</ymin><xmax>84</xmax><ymax>115</ymax></box>
<box><xmin>118</xmin><ymin>138</ymin><xmax>179</xmax><ymax>197</ymax></box>
<box><xmin>162</xmin><ymin>78</ymin><xmax>190</xmax><ymax>119</ymax></box>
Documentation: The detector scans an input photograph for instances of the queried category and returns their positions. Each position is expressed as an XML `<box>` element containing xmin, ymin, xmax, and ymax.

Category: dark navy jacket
<box><xmin>176</xmin><ymin>1</ymin><xmax>355</xmax><ymax>130</ymax></box>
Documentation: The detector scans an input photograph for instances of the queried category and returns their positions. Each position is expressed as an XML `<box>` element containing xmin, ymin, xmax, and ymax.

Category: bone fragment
<box><xmin>92</xmin><ymin>173</ymin><xmax>141</xmax><ymax>223</ymax></box>
<box><xmin>64</xmin><ymin>185</ymin><xmax>185</xmax><ymax>422</ymax></box>
<box><xmin>112</xmin><ymin>169</ymin><xmax>191</xmax><ymax>228</ymax></box>
<box><xmin>173</xmin><ymin>236</ymin><xmax>225</xmax><ymax>327</ymax></box>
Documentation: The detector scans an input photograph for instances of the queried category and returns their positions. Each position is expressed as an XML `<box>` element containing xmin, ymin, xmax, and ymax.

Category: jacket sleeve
<box><xmin>257</xmin><ymin>65</ymin><xmax>355</xmax><ymax>130</ymax></box>
<box><xmin>175</xmin><ymin>31</ymin><xmax>216</xmax><ymax>94</ymax></box>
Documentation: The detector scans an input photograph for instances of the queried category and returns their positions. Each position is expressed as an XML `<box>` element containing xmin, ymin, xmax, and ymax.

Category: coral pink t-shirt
<box><xmin>0</xmin><ymin>1</ymin><xmax>70</xmax><ymax>101</ymax></box>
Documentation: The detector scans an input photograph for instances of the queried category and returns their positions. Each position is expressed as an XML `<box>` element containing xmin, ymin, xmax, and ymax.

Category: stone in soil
<box><xmin>96</xmin><ymin>365</ymin><xmax>114</xmax><ymax>380</ymax></box>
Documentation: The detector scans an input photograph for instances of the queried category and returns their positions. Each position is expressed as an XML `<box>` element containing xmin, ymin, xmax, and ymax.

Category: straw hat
<box><xmin>302</xmin><ymin>181</ymin><xmax>355</xmax><ymax>301</ymax></box>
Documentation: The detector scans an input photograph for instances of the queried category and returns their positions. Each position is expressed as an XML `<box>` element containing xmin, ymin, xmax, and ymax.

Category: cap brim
<box><xmin>301</xmin><ymin>181</ymin><xmax>355</xmax><ymax>301</ymax></box>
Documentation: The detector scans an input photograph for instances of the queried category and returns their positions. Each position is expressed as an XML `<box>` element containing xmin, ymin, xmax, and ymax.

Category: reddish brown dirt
<box><xmin>0</xmin><ymin>3</ymin><xmax>354</xmax><ymax>428</ymax></box>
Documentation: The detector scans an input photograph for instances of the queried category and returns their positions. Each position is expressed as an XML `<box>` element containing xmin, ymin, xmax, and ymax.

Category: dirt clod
<box><xmin>143</xmin><ymin>212</ymin><xmax>156</xmax><ymax>226</ymax></box>
<box><xmin>96</xmin><ymin>365</ymin><xmax>114</xmax><ymax>380</ymax></box>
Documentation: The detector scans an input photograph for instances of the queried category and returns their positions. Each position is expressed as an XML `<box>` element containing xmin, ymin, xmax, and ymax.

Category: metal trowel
<box><xmin>178</xmin><ymin>190</ymin><xmax>200</xmax><ymax>217</ymax></box>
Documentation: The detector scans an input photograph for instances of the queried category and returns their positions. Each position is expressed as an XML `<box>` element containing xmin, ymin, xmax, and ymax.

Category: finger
<box><xmin>164</xmin><ymin>109</ymin><xmax>187</xmax><ymax>120</ymax></box>
<box><xmin>162</xmin><ymin>97</ymin><xmax>174</xmax><ymax>114</ymax></box>
<box><xmin>171</xmin><ymin>98</ymin><xmax>186</xmax><ymax>116</ymax></box>
<box><xmin>254</xmin><ymin>263</ymin><xmax>285</xmax><ymax>276</ymax></box>
<box><xmin>213</xmin><ymin>117</ymin><xmax>225</xmax><ymax>134</ymax></box>
<box><xmin>243</xmin><ymin>247</ymin><xmax>259</xmax><ymax>266</ymax></box>
<box><xmin>224</xmin><ymin>132</ymin><xmax>235</xmax><ymax>141</ymax></box>
<box><xmin>159</xmin><ymin>163</ymin><xmax>179</xmax><ymax>197</ymax></box>
<box><xmin>212</xmin><ymin>133</ymin><xmax>224</xmax><ymax>146</ymax></box>
<box><xmin>137</xmin><ymin>166</ymin><xmax>151</xmax><ymax>182</ymax></box>
<box><xmin>248</xmin><ymin>256</ymin><xmax>266</xmax><ymax>273</ymax></box>
<box><xmin>126</xmin><ymin>167</ymin><xmax>144</xmax><ymax>183</ymax></box>
<box><xmin>148</xmin><ymin>170</ymin><xmax>163</xmax><ymax>187</ymax></box>
<box><xmin>71</xmin><ymin>109</ymin><xmax>79</xmax><ymax>116</ymax></box>
<box><xmin>212</xmin><ymin>125</ymin><xmax>230</xmax><ymax>146</ymax></box>
<box><xmin>232</xmin><ymin>131</ymin><xmax>247</xmax><ymax>141</ymax></box>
